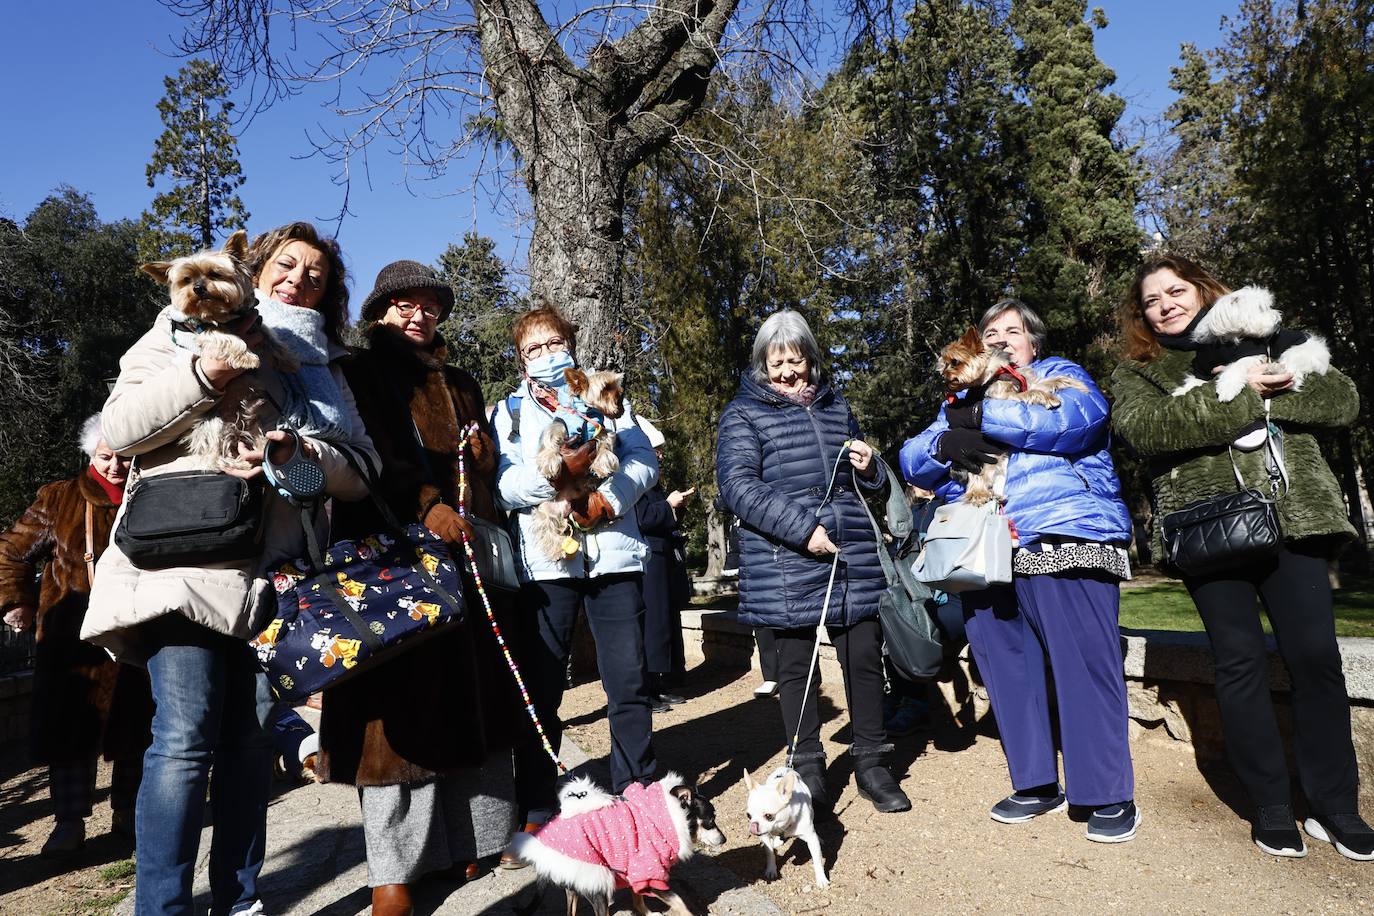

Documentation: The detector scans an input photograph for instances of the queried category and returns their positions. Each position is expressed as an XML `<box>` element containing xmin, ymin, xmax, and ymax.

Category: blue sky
<box><xmin>0</xmin><ymin>2</ymin><xmax>1237</xmax><ymax>313</ymax></box>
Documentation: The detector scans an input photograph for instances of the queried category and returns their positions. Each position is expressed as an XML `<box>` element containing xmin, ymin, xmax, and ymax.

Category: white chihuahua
<box><xmin>743</xmin><ymin>766</ymin><xmax>829</xmax><ymax>889</ymax></box>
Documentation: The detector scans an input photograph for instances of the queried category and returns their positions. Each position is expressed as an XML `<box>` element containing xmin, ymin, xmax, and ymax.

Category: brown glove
<box><xmin>424</xmin><ymin>502</ymin><xmax>476</xmax><ymax>545</ymax></box>
<box><xmin>549</xmin><ymin>440</ymin><xmax>599</xmax><ymax>492</ymax></box>
<box><xmin>569</xmin><ymin>490</ymin><xmax>617</xmax><ymax>530</ymax></box>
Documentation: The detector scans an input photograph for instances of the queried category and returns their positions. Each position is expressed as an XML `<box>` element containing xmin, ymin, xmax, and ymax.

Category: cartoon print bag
<box><xmin>250</xmin><ymin>448</ymin><xmax>466</xmax><ymax>702</ymax></box>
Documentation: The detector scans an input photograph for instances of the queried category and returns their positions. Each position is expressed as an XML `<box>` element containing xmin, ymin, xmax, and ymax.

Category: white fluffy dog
<box><xmin>1171</xmin><ymin>286</ymin><xmax>1330</xmax><ymax>402</ymax></box>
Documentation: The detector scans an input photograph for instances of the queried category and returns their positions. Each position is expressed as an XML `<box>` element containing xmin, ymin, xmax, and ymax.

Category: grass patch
<box><xmin>98</xmin><ymin>858</ymin><xmax>136</xmax><ymax>882</ymax></box>
<box><xmin>1121</xmin><ymin>575</ymin><xmax>1374</xmax><ymax>638</ymax></box>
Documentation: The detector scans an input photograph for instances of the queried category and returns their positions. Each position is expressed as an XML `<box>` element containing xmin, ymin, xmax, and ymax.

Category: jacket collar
<box><xmin>1126</xmin><ymin>347</ymin><xmax>1193</xmax><ymax>392</ymax></box>
<box><xmin>738</xmin><ymin>373</ymin><xmax>834</xmax><ymax>408</ymax></box>
<box><xmin>364</xmin><ymin>323</ymin><xmax>450</xmax><ymax>371</ymax></box>
<box><xmin>77</xmin><ymin>466</ymin><xmax>118</xmax><ymax>508</ymax></box>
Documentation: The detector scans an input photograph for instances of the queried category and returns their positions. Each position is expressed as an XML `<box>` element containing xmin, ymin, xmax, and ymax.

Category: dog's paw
<box><xmin>813</xmin><ymin>874</ymin><xmax>830</xmax><ymax>890</ymax></box>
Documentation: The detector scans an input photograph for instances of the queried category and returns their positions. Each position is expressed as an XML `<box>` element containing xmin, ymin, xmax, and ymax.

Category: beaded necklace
<box><xmin>455</xmin><ymin>421</ymin><xmax>567</xmax><ymax>774</ymax></box>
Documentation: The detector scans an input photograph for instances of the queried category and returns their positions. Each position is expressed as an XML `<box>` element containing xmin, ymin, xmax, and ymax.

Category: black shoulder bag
<box><xmin>1159</xmin><ymin>396</ymin><xmax>1288</xmax><ymax>578</ymax></box>
<box><xmin>114</xmin><ymin>460</ymin><xmax>266</xmax><ymax>569</ymax></box>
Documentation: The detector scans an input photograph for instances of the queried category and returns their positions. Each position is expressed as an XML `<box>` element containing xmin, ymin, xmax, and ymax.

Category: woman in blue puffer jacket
<box><xmin>717</xmin><ymin>310</ymin><xmax>910</xmax><ymax>815</ymax></box>
<box><xmin>901</xmin><ymin>298</ymin><xmax>1138</xmax><ymax>844</ymax></box>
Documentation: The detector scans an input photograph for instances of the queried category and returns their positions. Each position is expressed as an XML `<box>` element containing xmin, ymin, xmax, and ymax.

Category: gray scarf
<box><xmin>255</xmin><ymin>292</ymin><xmax>352</xmax><ymax>442</ymax></box>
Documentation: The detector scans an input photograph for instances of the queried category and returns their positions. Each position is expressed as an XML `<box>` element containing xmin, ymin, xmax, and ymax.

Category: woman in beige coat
<box><xmin>83</xmin><ymin>222</ymin><xmax>378</xmax><ymax>916</ymax></box>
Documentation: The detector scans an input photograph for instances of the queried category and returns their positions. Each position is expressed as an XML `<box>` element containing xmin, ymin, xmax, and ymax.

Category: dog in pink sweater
<box><xmin>512</xmin><ymin>772</ymin><xmax>725</xmax><ymax>916</ymax></box>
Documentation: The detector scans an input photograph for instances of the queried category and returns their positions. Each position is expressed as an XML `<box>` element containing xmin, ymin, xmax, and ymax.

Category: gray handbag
<box><xmin>911</xmin><ymin>500</ymin><xmax>1013</xmax><ymax>592</ymax></box>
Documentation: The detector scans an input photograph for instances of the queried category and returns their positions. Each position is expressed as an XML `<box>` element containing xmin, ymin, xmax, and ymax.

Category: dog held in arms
<box><xmin>743</xmin><ymin>766</ymin><xmax>829</xmax><ymax>889</ymax></box>
<box><xmin>141</xmin><ymin>230</ymin><xmax>297</xmax><ymax>471</ymax></box>
<box><xmin>937</xmin><ymin>326</ymin><xmax>1086</xmax><ymax>506</ymax></box>
<box><xmin>531</xmin><ymin>366</ymin><xmax>626</xmax><ymax>561</ymax></box>
<box><xmin>512</xmin><ymin>773</ymin><xmax>725</xmax><ymax>916</ymax></box>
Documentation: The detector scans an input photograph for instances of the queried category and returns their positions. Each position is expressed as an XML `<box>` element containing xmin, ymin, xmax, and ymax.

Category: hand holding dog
<box><xmin>222</xmin><ymin>429</ymin><xmax>318</xmax><ymax>481</ymax></box>
<box><xmin>424</xmin><ymin>503</ymin><xmax>476</xmax><ymax>545</ymax></box>
<box><xmin>936</xmin><ymin>428</ymin><xmax>1002</xmax><ymax>472</ymax></box>
<box><xmin>1218</xmin><ymin>362</ymin><xmax>1295</xmax><ymax>398</ymax></box>
<box><xmin>943</xmin><ymin>396</ymin><xmax>983</xmax><ymax>429</ymax></box>
<box><xmin>198</xmin><ymin>309</ymin><xmax>265</xmax><ymax>390</ymax></box>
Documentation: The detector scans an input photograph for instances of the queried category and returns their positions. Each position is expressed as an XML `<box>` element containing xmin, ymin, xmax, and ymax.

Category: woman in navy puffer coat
<box><xmin>901</xmin><ymin>299</ymin><xmax>1138</xmax><ymax>844</ymax></box>
<box><xmin>717</xmin><ymin>310</ymin><xmax>910</xmax><ymax>815</ymax></box>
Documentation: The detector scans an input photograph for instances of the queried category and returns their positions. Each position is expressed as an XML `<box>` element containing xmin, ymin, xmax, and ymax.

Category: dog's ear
<box><xmin>742</xmin><ymin>768</ymin><xmax>756</xmax><ymax>791</ymax></box>
<box><xmin>564</xmin><ymin>367</ymin><xmax>588</xmax><ymax>393</ymax></box>
<box><xmin>671</xmin><ymin>785</ymin><xmax>693</xmax><ymax>809</ymax></box>
<box><xmin>959</xmin><ymin>325</ymin><xmax>982</xmax><ymax>350</ymax></box>
<box><xmin>141</xmin><ymin>261</ymin><xmax>171</xmax><ymax>285</ymax></box>
<box><xmin>223</xmin><ymin>229</ymin><xmax>249</xmax><ymax>260</ymax></box>
<box><xmin>778</xmin><ymin>770</ymin><xmax>796</xmax><ymax>801</ymax></box>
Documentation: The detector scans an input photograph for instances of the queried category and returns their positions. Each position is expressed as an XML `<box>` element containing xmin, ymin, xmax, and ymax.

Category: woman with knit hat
<box><xmin>319</xmin><ymin>260</ymin><xmax>525</xmax><ymax>916</ymax></box>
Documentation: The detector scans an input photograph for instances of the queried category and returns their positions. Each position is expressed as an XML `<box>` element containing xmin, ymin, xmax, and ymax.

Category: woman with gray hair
<box><xmin>0</xmin><ymin>415</ymin><xmax>152</xmax><ymax>857</ymax></box>
<box><xmin>900</xmin><ymin>299</ymin><xmax>1138</xmax><ymax>843</ymax></box>
<box><xmin>716</xmin><ymin>309</ymin><xmax>911</xmax><ymax>814</ymax></box>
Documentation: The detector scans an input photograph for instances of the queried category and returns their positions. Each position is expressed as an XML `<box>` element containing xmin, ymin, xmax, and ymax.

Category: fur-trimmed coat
<box><xmin>1110</xmin><ymin>345</ymin><xmax>1359</xmax><ymax>563</ymax></box>
<box><xmin>0</xmin><ymin>471</ymin><xmax>152</xmax><ymax>764</ymax></box>
<box><xmin>318</xmin><ymin>326</ymin><xmax>526</xmax><ymax>786</ymax></box>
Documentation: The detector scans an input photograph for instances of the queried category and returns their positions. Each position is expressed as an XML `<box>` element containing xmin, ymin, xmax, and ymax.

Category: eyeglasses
<box><xmin>521</xmin><ymin>336</ymin><xmax>567</xmax><ymax>360</ymax></box>
<box><xmin>393</xmin><ymin>301</ymin><xmax>444</xmax><ymax>320</ymax></box>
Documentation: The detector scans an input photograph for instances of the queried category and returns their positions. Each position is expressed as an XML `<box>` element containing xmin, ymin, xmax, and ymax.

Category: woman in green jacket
<box><xmin>1111</xmin><ymin>254</ymin><xmax>1371</xmax><ymax>862</ymax></box>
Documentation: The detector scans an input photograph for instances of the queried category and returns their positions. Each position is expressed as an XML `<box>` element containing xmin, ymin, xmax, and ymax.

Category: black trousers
<box><xmin>1184</xmin><ymin>542</ymin><xmax>1358</xmax><ymax>814</ymax></box>
<box><xmin>772</xmin><ymin>618</ymin><xmax>885</xmax><ymax>759</ymax></box>
<box><xmin>755</xmin><ymin>627</ymin><xmax>779</xmax><ymax>682</ymax></box>
<box><xmin>512</xmin><ymin>574</ymin><xmax>655</xmax><ymax>821</ymax></box>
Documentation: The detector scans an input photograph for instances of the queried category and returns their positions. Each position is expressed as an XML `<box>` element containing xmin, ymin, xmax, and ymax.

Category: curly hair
<box><xmin>511</xmin><ymin>300</ymin><xmax>578</xmax><ymax>363</ymax></box>
<box><xmin>1118</xmin><ymin>253</ymin><xmax>1232</xmax><ymax>362</ymax></box>
<box><xmin>247</xmin><ymin>222</ymin><xmax>349</xmax><ymax>345</ymax></box>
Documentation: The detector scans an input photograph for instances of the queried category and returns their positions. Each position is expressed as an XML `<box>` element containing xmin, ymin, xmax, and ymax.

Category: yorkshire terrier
<box><xmin>141</xmin><ymin>231</ymin><xmax>295</xmax><ymax>471</ymax></box>
<box><xmin>531</xmin><ymin>367</ymin><xmax>626</xmax><ymax>561</ymax></box>
<box><xmin>937</xmin><ymin>326</ymin><xmax>1086</xmax><ymax>506</ymax></box>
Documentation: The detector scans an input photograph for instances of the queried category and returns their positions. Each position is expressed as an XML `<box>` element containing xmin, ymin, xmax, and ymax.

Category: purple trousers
<box><xmin>963</xmin><ymin>571</ymin><xmax>1134</xmax><ymax>807</ymax></box>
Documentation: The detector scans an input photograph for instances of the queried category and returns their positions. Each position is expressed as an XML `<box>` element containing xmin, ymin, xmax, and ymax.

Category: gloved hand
<box><xmin>935</xmin><ymin>429</ymin><xmax>1002</xmax><ymax>472</ymax></box>
<box><xmin>569</xmin><ymin>490</ymin><xmax>616</xmax><ymax>530</ymax></box>
<box><xmin>424</xmin><ymin>502</ymin><xmax>476</xmax><ymax>545</ymax></box>
<box><xmin>549</xmin><ymin>440</ymin><xmax>599</xmax><ymax>492</ymax></box>
<box><xmin>943</xmin><ymin>395</ymin><xmax>984</xmax><ymax>430</ymax></box>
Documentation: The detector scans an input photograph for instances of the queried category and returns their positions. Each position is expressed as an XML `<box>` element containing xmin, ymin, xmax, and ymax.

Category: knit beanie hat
<box><xmin>359</xmin><ymin>260</ymin><xmax>455</xmax><ymax>322</ymax></box>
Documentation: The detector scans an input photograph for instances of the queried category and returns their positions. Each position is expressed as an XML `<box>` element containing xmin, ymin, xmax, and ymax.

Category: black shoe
<box><xmin>649</xmin><ymin>675</ymin><xmax>685</xmax><ymax>706</ymax></box>
<box><xmin>854</xmin><ymin>763</ymin><xmax>911</xmax><ymax>814</ymax></box>
<box><xmin>792</xmin><ymin>758</ymin><xmax>831</xmax><ymax>816</ymax></box>
<box><xmin>1304</xmin><ymin>813</ymin><xmax>1374</xmax><ymax>861</ymax></box>
<box><xmin>1252</xmin><ymin>804</ymin><xmax>1306</xmax><ymax>858</ymax></box>
<box><xmin>649</xmin><ymin>696</ymin><xmax>673</xmax><ymax>713</ymax></box>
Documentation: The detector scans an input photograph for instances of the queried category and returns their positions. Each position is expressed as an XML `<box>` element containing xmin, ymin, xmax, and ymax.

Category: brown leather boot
<box><xmin>371</xmin><ymin>883</ymin><xmax>413</xmax><ymax>916</ymax></box>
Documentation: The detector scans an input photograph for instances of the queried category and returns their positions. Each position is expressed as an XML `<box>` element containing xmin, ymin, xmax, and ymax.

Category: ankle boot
<box><xmin>853</xmin><ymin>751</ymin><xmax>911</xmax><ymax>813</ymax></box>
<box><xmin>791</xmin><ymin>753</ymin><xmax>831</xmax><ymax>817</ymax></box>
<box><xmin>371</xmin><ymin>883</ymin><xmax>413</xmax><ymax>916</ymax></box>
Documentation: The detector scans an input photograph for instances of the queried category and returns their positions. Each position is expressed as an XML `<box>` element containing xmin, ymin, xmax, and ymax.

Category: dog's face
<box><xmin>937</xmin><ymin>326</ymin><xmax>1011</xmax><ymax>394</ymax></box>
<box><xmin>671</xmin><ymin>784</ymin><xmax>726</xmax><ymax>849</ymax></box>
<box><xmin>142</xmin><ymin>229</ymin><xmax>255</xmax><ymax>324</ymax></box>
<box><xmin>570</xmin><ymin>369</ymin><xmax>626</xmax><ymax>419</ymax></box>
<box><xmin>743</xmin><ymin>768</ymin><xmax>801</xmax><ymax>838</ymax></box>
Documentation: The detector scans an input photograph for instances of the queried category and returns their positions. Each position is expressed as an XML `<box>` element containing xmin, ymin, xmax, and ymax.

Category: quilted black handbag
<box><xmin>1159</xmin><ymin>402</ymin><xmax>1287</xmax><ymax>578</ymax></box>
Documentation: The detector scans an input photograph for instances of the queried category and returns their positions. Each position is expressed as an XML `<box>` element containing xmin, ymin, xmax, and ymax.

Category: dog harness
<box><xmin>944</xmin><ymin>364</ymin><xmax>1028</xmax><ymax>405</ymax></box>
<box><xmin>529</xmin><ymin>782</ymin><xmax>682</xmax><ymax>894</ymax></box>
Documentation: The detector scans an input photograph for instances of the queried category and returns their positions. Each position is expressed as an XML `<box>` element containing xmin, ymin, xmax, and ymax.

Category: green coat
<box><xmin>1110</xmin><ymin>346</ymin><xmax>1358</xmax><ymax>563</ymax></box>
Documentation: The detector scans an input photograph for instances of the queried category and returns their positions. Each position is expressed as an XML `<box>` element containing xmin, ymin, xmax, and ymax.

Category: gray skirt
<box><xmin>357</xmin><ymin>751</ymin><xmax>516</xmax><ymax>886</ymax></box>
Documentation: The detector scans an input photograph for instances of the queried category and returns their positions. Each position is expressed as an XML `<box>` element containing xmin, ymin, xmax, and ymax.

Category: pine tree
<box><xmin>1011</xmin><ymin>0</ymin><xmax>1142</xmax><ymax>366</ymax></box>
<box><xmin>142</xmin><ymin>59</ymin><xmax>249</xmax><ymax>258</ymax></box>
<box><xmin>433</xmin><ymin>233</ymin><xmax>525</xmax><ymax>405</ymax></box>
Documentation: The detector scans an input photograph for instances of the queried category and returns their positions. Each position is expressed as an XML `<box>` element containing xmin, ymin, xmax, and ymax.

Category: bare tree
<box><xmin>161</xmin><ymin>0</ymin><xmax>846</xmax><ymax>364</ymax></box>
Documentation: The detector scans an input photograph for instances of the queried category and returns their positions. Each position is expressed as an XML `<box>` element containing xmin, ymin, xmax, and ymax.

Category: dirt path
<box><xmin>3</xmin><ymin>659</ymin><xmax>1373</xmax><ymax>914</ymax></box>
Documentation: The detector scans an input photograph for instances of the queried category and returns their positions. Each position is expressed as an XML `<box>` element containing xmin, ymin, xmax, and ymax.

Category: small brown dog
<box><xmin>531</xmin><ymin>367</ymin><xmax>627</xmax><ymax>560</ymax></box>
<box><xmin>937</xmin><ymin>326</ymin><xmax>1086</xmax><ymax>506</ymax></box>
<box><xmin>141</xmin><ymin>231</ymin><xmax>294</xmax><ymax>470</ymax></box>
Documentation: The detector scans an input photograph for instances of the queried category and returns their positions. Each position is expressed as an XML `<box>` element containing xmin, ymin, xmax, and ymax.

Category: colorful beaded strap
<box><xmin>455</xmin><ymin>421</ymin><xmax>567</xmax><ymax>774</ymax></box>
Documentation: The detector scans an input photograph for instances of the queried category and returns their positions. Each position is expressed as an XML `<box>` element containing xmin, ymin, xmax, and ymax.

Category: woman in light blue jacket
<box><xmin>901</xmin><ymin>299</ymin><xmax>1137</xmax><ymax>844</ymax></box>
<box><xmin>492</xmin><ymin>303</ymin><xmax>659</xmax><ymax>845</ymax></box>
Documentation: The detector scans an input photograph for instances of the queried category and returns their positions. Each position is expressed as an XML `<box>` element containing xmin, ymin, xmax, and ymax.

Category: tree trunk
<box><xmin>525</xmin><ymin>148</ymin><xmax>628</xmax><ymax>369</ymax></box>
<box><xmin>704</xmin><ymin>498</ymin><xmax>727</xmax><ymax>579</ymax></box>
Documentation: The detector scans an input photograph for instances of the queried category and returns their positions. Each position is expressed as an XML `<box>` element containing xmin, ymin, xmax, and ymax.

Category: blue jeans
<box><xmin>136</xmin><ymin>614</ymin><xmax>274</xmax><ymax>916</ymax></box>
<box><xmin>513</xmin><ymin>574</ymin><xmax>655</xmax><ymax>821</ymax></box>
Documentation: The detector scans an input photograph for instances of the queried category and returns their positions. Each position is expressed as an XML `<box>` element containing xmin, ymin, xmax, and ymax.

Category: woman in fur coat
<box><xmin>1111</xmin><ymin>254</ymin><xmax>1371</xmax><ymax>862</ymax></box>
<box><xmin>325</xmin><ymin>260</ymin><xmax>525</xmax><ymax>916</ymax></box>
<box><xmin>0</xmin><ymin>415</ymin><xmax>153</xmax><ymax>858</ymax></box>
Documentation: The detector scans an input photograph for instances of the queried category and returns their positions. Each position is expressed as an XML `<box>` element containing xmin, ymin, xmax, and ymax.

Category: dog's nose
<box><xmin>193</xmin><ymin>280</ymin><xmax>207</xmax><ymax>297</ymax></box>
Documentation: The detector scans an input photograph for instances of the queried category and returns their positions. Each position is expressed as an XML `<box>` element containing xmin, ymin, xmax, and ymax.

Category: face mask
<box><xmin>525</xmin><ymin>349</ymin><xmax>576</xmax><ymax>386</ymax></box>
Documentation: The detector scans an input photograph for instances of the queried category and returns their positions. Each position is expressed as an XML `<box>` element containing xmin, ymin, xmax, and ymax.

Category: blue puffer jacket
<box><xmin>716</xmin><ymin>375</ymin><xmax>889</xmax><ymax>629</ymax></box>
<box><xmin>899</xmin><ymin>356</ymin><xmax>1131</xmax><ymax>545</ymax></box>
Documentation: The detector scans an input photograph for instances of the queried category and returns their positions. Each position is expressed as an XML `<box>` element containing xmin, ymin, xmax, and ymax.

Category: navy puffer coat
<box><xmin>716</xmin><ymin>375</ymin><xmax>889</xmax><ymax>629</ymax></box>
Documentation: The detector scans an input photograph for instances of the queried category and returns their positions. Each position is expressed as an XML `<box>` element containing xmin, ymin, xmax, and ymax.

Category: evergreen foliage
<box><xmin>142</xmin><ymin>59</ymin><xmax>249</xmax><ymax>259</ymax></box>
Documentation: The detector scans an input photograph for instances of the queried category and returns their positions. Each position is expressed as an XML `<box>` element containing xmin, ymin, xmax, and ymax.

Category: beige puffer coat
<box><xmin>81</xmin><ymin>308</ymin><xmax>379</xmax><ymax>662</ymax></box>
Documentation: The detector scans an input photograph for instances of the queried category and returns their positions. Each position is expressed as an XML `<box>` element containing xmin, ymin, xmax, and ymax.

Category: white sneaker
<box><xmin>753</xmin><ymin>680</ymin><xmax>778</xmax><ymax>698</ymax></box>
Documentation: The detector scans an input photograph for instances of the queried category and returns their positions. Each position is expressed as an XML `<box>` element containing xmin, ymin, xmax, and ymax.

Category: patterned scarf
<box><xmin>770</xmin><ymin>382</ymin><xmax>818</xmax><ymax>406</ymax></box>
<box><xmin>255</xmin><ymin>292</ymin><xmax>352</xmax><ymax>441</ymax></box>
